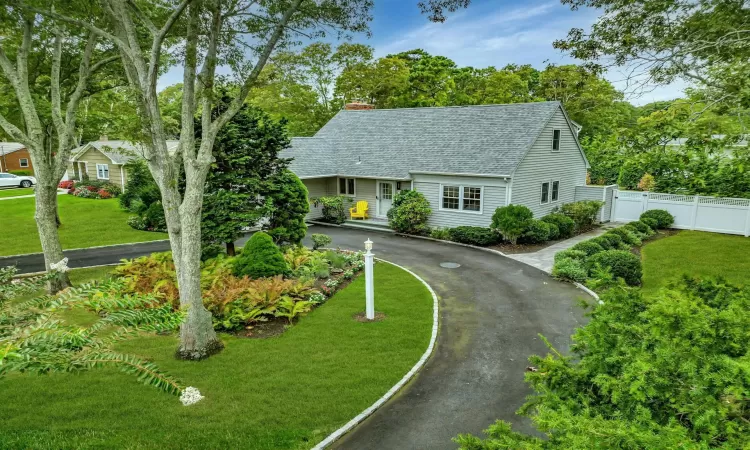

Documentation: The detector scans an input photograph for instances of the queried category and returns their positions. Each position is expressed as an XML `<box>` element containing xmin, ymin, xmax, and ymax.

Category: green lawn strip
<box><xmin>0</xmin><ymin>188</ymin><xmax>35</xmax><ymax>198</ymax></box>
<box><xmin>0</xmin><ymin>195</ymin><xmax>167</xmax><ymax>256</ymax></box>
<box><xmin>641</xmin><ymin>230</ymin><xmax>750</xmax><ymax>295</ymax></box>
<box><xmin>0</xmin><ymin>262</ymin><xmax>434</xmax><ymax>450</ymax></box>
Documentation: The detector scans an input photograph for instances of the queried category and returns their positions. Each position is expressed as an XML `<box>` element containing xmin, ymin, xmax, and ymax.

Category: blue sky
<box><xmin>160</xmin><ymin>0</ymin><xmax>686</xmax><ymax>105</ymax></box>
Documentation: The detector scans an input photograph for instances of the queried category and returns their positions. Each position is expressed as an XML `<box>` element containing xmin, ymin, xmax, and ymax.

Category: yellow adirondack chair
<box><xmin>349</xmin><ymin>200</ymin><xmax>369</xmax><ymax>220</ymax></box>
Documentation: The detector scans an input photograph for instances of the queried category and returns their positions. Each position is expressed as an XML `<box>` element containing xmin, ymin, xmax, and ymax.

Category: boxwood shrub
<box><xmin>448</xmin><ymin>226</ymin><xmax>499</xmax><ymax>246</ymax></box>
<box><xmin>608</xmin><ymin>227</ymin><xmax>642</xmax><ymax>246</ymax></box>
<box><xmin>554</xmin><ymin>249</ymin><xmax>587</xmax><ymax>264</ymax></box>
<box><xmin>520</xmin><ymin>220</ymin><xmax>551</xmax><ymax>244</ymax></box>
<box><xmin>541</xmin><ymin>213</ymin><xmax>575</xmax><ymax>239</ymax></box>
<box><xmin>600</xmin><ymin>232</ymin><xmax>623</xmax><ymax>249</ymax></box>
<box><xmin>640</xmin><ymin>217</ymin><xmax>659</xmax><ymax>230</ymax></box>
<box><xmin>640</xmin><ymin>209</ymin><xmax>675</xmax><ymax>229</ymax></box>
<box><xmin>546</xmin><ymin>223</ymin><xmax>560</xmax><ymax>240</ymax></box>
<box><xmin>586</xmin><ymin>250</ymin><xmax>642</xmax><ymax>286</ymax></box>
<box><xmin>589</xmin><ymin>236</ymin><xmax>613</xmax><ymax>250</ymax></box>
<box><xmin>571</xmin><ymin>240</ymin><xmax>605</xmax><ymax>256</ymax></box>
<box><xmin>627</xmin><ymin>220</ymin><xmax>654</xmax><ymax>235</ymax></box>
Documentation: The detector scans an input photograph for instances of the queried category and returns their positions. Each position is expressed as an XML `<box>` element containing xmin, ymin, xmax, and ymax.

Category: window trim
<box><xmin>552</xmin><ymin>129</ymin><xmax>561</xmax><ymax>152</ymax></box>
<box><xmin>540</xmin><ymin>182</ymin><xmax>550</xmax><ymax>205</ymax></box>
<box><xmin>439</xmin><ymin>184</ymin><xmax>484</xmax><ymax>215</ymax></box>
<box><xmin>337</xmin><ymin>177</ymin><xmax>356</xmax><ymax>197</ymax></box>
<box><xmin>551</xmin><ymin>180</ymin><xmax>560</xmax><ymax>202</ymax></box>
<box><xmin>96</xmin><ymin>163</ymin><xmax>110</xmax><ymax>180</ymax></box>
<box><xmin>19</xmin><ymin>158</ymin><xmax>29</xmax><ymax>168</ymax></box>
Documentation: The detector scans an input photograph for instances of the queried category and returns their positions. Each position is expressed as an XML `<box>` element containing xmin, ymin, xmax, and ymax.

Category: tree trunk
<box><xmin>35</xmin><ymin>181</ymin><xmax>70</xmax><ymax>293</ymax></box>
<box><xmin>225</xmin><ymin>241</ymin><xmax>235</xmax><ymax>256</ymax></box>
<box><xmin>163</xmin><ymin>180</ymin><xmax>223</xmax><ymax>360</ymax></box>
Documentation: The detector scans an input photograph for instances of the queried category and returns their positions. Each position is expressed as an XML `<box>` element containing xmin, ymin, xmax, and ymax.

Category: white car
<box><xmin>0</xmin><ymin>172</ymin><xmax>36</xmax><ymax>188</ymax></box>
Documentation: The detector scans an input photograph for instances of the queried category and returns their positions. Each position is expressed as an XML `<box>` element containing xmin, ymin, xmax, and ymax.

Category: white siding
<box><xmin>510</xmin><ymin>108</ymin><xmax>588</xmax><ymax>217</ymax></box>
<box><xmin>302</xmin><ymin>178</ymin><xmax>332</xmax><ymax>220</ymax></box>
<box><xmin>413</xmin><ymin>174</ymin><xmax>508</xmax><ymax>228</ymax></box>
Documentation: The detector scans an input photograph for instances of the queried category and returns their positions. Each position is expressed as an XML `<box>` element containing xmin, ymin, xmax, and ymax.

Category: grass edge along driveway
<box><xmin>0</xmin><ymin>195</ymin><xmax>167</xmax><ymax>256</ymax></box>
<box><xmin>0</xmin><ymin>261</ymin><xmax>434</xmax><ymax>450</ymax></box>
<box><xmin>0</xmin><ymin>187</ymin><xmax>35</xmax><ymax>199</ymax></box>
<box><xmin>641</xmin><ymin>230</ymin><xmax>750</xmax><ymax>295</ymax></box>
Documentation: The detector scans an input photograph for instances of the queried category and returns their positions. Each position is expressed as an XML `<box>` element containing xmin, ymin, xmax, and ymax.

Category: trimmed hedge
<box><xmin>600</xmin><ymin>232</ymin><xmax>623</xmax><ymax>249</ymax></box>
<box><xmin>520</xmin><ymin>220</ymin><xmax>551</xmax><ymax>244</ymax></box>
<box><xmin>554</xmin><ymin>249</ymin><xmax>587</xmax><ymax>264</ymax></box>
<box><xmin>608</xmin><ymin>227</ymin><xmax>641</xmax><ymax>246</ymax></box>
<box><xmin>572</xmin><ymin>241</ymin><xmax>605</xmax><ymax>256</ymax></box>
<box><xmin>541</xmin><ymin>213</ymin><xmax>576</xmax><ymax>239</ymax></box>
<box><xmin>589</xmin><ymin>236</ymin><xmax>613</xmax><ymax>250</ymax></box>
<box><xmin>552</xmin><ymin>257</ymin><xmax>588</xmax><ymax>283</ymax></box>
<box><xmin>491</xmin><ymin>205</ymin><xmax>533</xmax><ymax>245</ymax></box>
<box><xmin>586</xmin><ymin>250</ymin><xmax>642</xmax><ymax>286</ymax></box>
<box><xmin>640</xmin><ymin>209</ymin><xmax>675</xmax><ymax>229</ymax></box>
<box><xmin>449</xmin><ymin>226</ymin><xmax>500</xmax><ymax>246</ymax></box>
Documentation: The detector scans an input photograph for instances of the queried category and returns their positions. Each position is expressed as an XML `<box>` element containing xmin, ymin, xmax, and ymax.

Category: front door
<box><xmin>377</xmin><ymin>181</ymin><xmax>395</xmax><ymax>217</ymax></box>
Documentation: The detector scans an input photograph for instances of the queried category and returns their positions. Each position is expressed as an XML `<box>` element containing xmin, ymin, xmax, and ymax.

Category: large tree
<box><xmin>0</xmin><ymin>6</ymin><xmax>122</xmax><ymax>292</ymax></box>
<box><xmin>14</xmin><ymin>0</ymin><xmax>469</xmax><ymax>360</ymax></box>
<box><xmin>555</xmin><ymin>0</ymin><xmax>750</xmax><ymax>115</ymax></box>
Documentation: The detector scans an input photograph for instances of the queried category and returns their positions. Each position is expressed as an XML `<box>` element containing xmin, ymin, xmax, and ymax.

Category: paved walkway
<box><xmin>507</xmin><ymin>223</ymin><xmax>619</xmax><ymax>273</ymax></box>
<box><xmin>4</xmin><ymin>226</ymin><xmax>586</xmax><ymax>449</ymax></box>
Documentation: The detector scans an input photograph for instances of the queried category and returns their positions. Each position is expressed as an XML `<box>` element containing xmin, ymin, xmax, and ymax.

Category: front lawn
<box><xmin>0</xmin><ymin>261</ymin><xmax>434</xmax><ymax>449</ymax></box>
<box><xmin>0</xmin><ymin>195</ymin><xmax>167</xmax><ymax>256</ymax></box>
<box><xmin>0</xmin><ymin>187</ymin><xmax>35</xmax><ymax>198</ymax></box>
<box><xmin>641</xmin><ymin>230</ymin><xmax>750</xmax><ymax>294</ymax></box>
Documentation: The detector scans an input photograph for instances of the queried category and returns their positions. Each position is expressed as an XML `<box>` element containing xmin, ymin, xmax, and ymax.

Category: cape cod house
<box><xmin>283</xmin><ymin>101</ymin><xmax>591</xmax><ymax>227</ymax></box>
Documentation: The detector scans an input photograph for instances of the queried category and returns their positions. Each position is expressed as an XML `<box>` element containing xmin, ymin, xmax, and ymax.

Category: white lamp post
<box><xmin>364</xmin><ymin>238</ymin><xmax>375</xmax><ymax>320</ymax></box>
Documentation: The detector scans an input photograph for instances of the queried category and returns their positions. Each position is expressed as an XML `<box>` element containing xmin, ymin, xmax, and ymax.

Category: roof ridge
<box><xmin>337</xmin><ymin>101</ymin><xmax>561</xmax><ymax>113</ymax></box>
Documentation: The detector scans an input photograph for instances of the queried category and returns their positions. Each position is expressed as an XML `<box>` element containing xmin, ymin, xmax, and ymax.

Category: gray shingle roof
<box><xmin>71</xmin><ymin>140</ymin><xmax>180</xmax><ymax>164</ymax></box>
<box><xmin>284</xmin><ymin>102</ymin><xmax>563</xmax><ymax>179</ymax></box>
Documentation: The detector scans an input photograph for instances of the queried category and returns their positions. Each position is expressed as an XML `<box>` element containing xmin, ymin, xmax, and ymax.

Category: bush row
<box><xmin>59</xmin><ymin>180</ymin><xmax>121</xmax><ymax>199</ymax></box>
<box><xmin>551</xmin><ymin>209</ymin><xmax>675</xmax><ymax>288</ymax></box>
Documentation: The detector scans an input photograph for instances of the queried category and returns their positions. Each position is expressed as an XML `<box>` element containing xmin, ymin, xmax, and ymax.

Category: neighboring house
<box><xmin>283</xmin><ymin>101</ymin><xmax>590</xmax><ymax>227</ymax></box>
<box><xmin>0</xmin><ymin>142</ymin><xmax>33</xmax><ymax>174</ymax></box>
<box><xmin>68</xmin><ymin>138</ymin><xmax>179</xmax><ymax>189</ymax></box>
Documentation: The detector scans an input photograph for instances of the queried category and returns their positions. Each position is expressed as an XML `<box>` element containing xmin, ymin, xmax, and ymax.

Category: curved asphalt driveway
<box><xmin>3</xmin><ymin>226</ymin><xmax>586</xmax><ymax>449</ymax></box>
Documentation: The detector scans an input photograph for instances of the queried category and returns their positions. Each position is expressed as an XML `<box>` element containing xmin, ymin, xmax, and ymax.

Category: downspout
<box><xmin>120</xmin><ymin>166</ymin><xmax>126</xmax><ymax>191</ymax></box>
<box><xmin>505</xmin><ymin>177</ymin><xmax>513</xmax><ymax>206</ymax></box>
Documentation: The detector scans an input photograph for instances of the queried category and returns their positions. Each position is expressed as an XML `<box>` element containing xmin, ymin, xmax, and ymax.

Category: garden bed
<box><xmin>0</xmin><ymin>261</ymin><xmax>434</xmax><ymax>450</ymax></box>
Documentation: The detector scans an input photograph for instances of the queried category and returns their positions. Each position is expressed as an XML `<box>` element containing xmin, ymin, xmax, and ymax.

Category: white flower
<box><xmin>50</xmin><ymin>257</ymin><xmax>70</xmax><ymax>273</ymax></box>
<box><xmin>179</xmin><ymin>386</ymin><xmax>204</xmax><ymax>406</ymax></box>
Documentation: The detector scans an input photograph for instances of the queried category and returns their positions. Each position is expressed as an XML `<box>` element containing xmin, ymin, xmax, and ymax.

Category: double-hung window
<box><xmin>96</xmin><ymin>163</ymin><xmax>110</xmax><ymax>180</ymax></box>
<box><xmin>541</xmin><ymin>180</ymin><xmax>560</xmax><ymax>204</ymax></box>
<box><xmin>441</xmin><ymin>185</ymin><xmax>483</xmax><ymax>213</ymax></box>
<box><xmin>552</xmin><ymin>129</ymin><xmax>561</xmax><ymax>151</ymax></box>
<box><xmin>541</xmin><ymin>182</ymin><xmax>550</xmax><ymax>204</ymax></box>
<box><xmin>19</xmin><ymin>158</ymin><xmax>29</xmax><ymax>168</ymax></box>
<box><xmin>338</xmin><ymin>177</ymin><xmax>355</xmax><ymax>196</ymax></box>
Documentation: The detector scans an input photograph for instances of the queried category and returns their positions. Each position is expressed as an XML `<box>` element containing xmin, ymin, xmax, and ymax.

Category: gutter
<box><xmin>409</xmin><ymin>171</ymin><xmax>512</xmax><ymax>179</ymax></box>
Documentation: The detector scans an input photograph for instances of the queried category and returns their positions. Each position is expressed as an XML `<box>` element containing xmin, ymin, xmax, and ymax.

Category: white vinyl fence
<box><xmin>612</xmin><ymin>190</ymin><xmax>750</xmax><ymax>237</ymax></box>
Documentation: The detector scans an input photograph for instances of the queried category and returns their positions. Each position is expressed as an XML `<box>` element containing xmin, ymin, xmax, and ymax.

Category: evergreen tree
<box><xmin>263</xmin><ymin>170</ymin><xmax>310</xmax><ymax>245</ymax></box>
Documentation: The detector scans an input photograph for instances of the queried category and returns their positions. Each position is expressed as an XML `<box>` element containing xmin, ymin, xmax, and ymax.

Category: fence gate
<box><xmin>612</xmin><ymin>190</ymin><xmax>750</xmax><ymax>237</ymax></box>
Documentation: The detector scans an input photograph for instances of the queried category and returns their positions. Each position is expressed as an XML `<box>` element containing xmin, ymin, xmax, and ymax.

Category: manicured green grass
<box><xmin>642</xmin><ymin>230</ymin><xmax>750</xmax><ymax>294</ymax></box>
<box><xmin>0</xmin><ymin>262</ymin><xmax>434</xmax><ymax>449</ymax></box>
<box><xmin>0</xmin><ymin>187</ymin><xmax>35</xmax><ymax>198</ymax></box>
<box><xmin>0</xmin><ymin>195</ymin><xmax>167</xmax><ymax>256</ymax></box>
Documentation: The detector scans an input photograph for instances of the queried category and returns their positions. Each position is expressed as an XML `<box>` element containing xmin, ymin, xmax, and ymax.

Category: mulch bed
<box><xmin>352</xmin><ymin>312</ymin><xmax>386</xmax><ymax>322</ymax></box>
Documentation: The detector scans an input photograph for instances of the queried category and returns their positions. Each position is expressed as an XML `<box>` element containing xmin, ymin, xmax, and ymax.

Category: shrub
<box><xmin>387</xmin><ymin>190</ymin><xmax>432</xmax><ymax>235</ymax></box>
<box><xmin>519</xmin><ymin>220</ymin><xmax>551</xmax><ymax>244</ymax></box>
<box><xmin>559</xmin><ymin>200</ymin><xmax>605</xmax><ymax>231</ymax></box>
<box><xmin>640</xmin><ymin>217</ymin><xmax>659</xmax><ymax>230</ymax></box>
<box><xmin>127</xmin><ymin>215</ymin><xmax>147</xmax><ymax>231</ymax></box>
<box><xmin>608</xmin><ymin>227</ymin><xmax>641</xmax><ymax>246</ymax></box>
<box><xmin>200</xmin><ymin>243</ymin><xmax>225</xmax><ymax>262</ymax></box>
<box><xmin>589</xmin><ymin>236</ymin><xmax>613</xmax><ymax>250</ymax></box>
<box><xmin>98</xmin><ymin>189</ymin><xmax>112</xmax><ymax>199</ymax></box>
<box><xmin>551</xmin><ymin>258</ymin><xmax>588</xmax><ymax>283</ymax></box>
<box><xmin>144</xmin><ymin>201</ymin><xmax>167</xmax><ymax>231</ymax></box>
<box><xmin>541</xmin><ymin>213</ymin><xmax>576</xmax><ymax>238</ymax></box>
<box><xmin>571</xmin><ymin>240</ymin><xmax>605</xmax><ymax>256</ymax></box>
<box><xmin>637</xmin><ymin>172</ymin><xmax>656</xmax><ymax>191</ymax></box>
<box><xmin>640</xmin><ymin>209</ymin><xmax>675</xmax><ymax>229</ymax></box>
<box><xmin>491</xmin><ymin>205</ymin><xmax>533</xmax><ymax>245</ymax></box>
<box><xmin>545</xmin><ymin>222</ymin><xmax>560</xmax><ymax>240</ymax></box>
<box><xmin>430</xmin><ymin>227</ymin><xmax>451</xmax><ymax>240</ymax></box>
<box><xmin>58</xmin><ymin>180</ymin><xmax>75</xmax><ymax>189</ymax></box>
<box><xmin>311</xmin><ymin>233</ymin><xmax>332</xmax><ymax>250</ymax></box>
<box><xmin>264</xmin><ymin>170</ymin><xmax>309</xmax><ymax>245</ymax></box>
<box><xmin>314</xmin><ymin>196</ymin><xmax>350</xmax><ymax>224</ymax></box>
<box><xmin>554</xmin><ymin>249</ymin><xmax>587</xmax><ymax>264</ymax></box>
<box><xmin>586</xmin><ymin>250</ymin><xmax>642</xmax><ymax>286</ymax></box>
<box><xmin>9</xmin><ymin>170</ymin><xmax>32</xmax><ymax>176</ymax></box>
<box><xmin>627</xmin><ymin>220</ymin><xmax>653</xmax><ymax>235</ymax></box>
<box><xmin>324</xmin><ymin>250</ymin><xmax>348</xmax><ymax>270</ymax></box>
<box><xmin>232</xmin><ymin>232</ymin><xmax>288</xmax><ymax>279</ymax></box>
<box><xmin>600</xmin><ymin>232</ymin><xmax>623</xmax><ymax>249</ymax></box>
<box><xmin>448</xmin><ymin>226</ymin><xmax>499</xmax><ymax>246</ymax></box>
